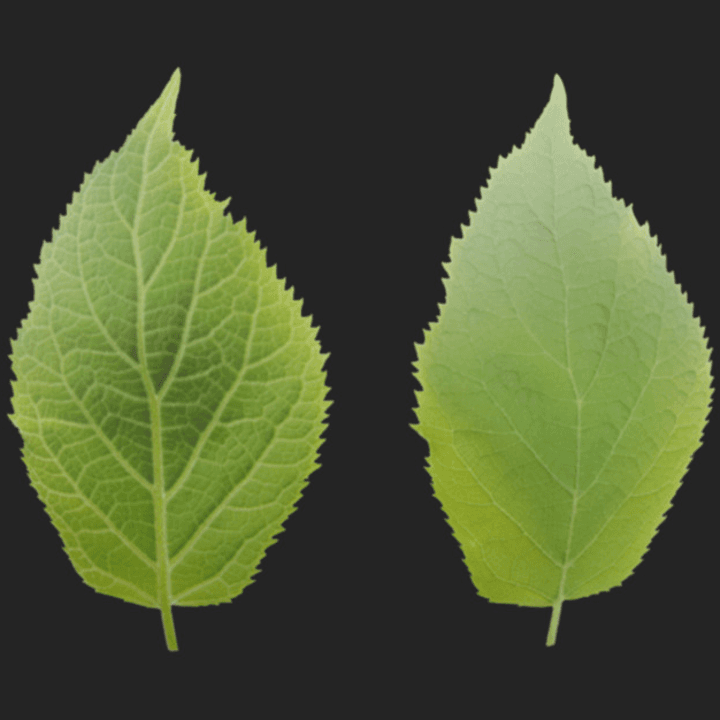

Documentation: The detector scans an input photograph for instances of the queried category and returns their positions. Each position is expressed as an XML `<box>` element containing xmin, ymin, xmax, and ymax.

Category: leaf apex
<box><xmin>137</xmin><ymin>68</ymin><xmax>182</xmax><ymax>141</ymax></box>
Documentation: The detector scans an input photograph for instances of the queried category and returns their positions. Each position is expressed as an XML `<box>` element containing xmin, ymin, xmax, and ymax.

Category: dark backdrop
<box><xmin>2</xmin><ymin>6</ymin><xmax>715</xmax><ymax>712</ymax></box>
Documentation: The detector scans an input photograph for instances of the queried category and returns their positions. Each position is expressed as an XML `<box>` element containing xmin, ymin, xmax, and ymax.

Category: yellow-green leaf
<box><xmin>413</xmin><ymin>75</ymin><xmax>713</xmax><ymax>645</ymax></box>
<box><xmin>9</xmin><ymin>69</ymin><xmax>329</xmax><ymax>650</ymax></box>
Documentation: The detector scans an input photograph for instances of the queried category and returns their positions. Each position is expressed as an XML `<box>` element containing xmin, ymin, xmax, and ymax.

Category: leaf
<box><xmin>9</xmin><ymin>69</ymin><xmax>329</xmax><ymax>651</ymax></box>
<box><xmin>412</xmin><ymin>75</ymin><xmax>713</xmax><ymax>646</ymax></box>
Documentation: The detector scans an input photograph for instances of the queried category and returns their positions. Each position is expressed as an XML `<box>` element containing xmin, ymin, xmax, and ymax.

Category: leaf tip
<box><xmin>160</xmin><ymin>66</ymin><xmax>182</xmax><ymax>114</ymax></box>
<box><xmin>142</xmin><ymin>67</ymin><xmax>182</xmax><ymax>139</ymax></box>
<box><xmin>547</xmin><ymin>73</ymin><xmax>568</xmax><ymax>118</ymax></box>
<box><xmin>164</xmin><ymin>67</ymin><xmax>182</xmax><ymax>98</ymax></box>
<box><xmin>551</xmin><ymin>73</ymin><xmax>566</xmax><ymax>99</ymax></box>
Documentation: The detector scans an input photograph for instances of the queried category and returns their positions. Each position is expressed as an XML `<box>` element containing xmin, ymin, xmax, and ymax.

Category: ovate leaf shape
<box><xmin>413</xmin><ymin>75</ymin><xmax>713</xmax><ymax>645</ymax></box>
<box><xmin>9</xmin><ymin>69</ymin><xmax>329</xmax><ymax>651</ymax></box>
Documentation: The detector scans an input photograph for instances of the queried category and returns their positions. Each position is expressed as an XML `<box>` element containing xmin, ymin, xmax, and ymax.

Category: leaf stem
<box><xmin>161</xmin><ymin>603</ymin><xmax>178</xmax><ymax>651</ymax></box>
<box><xmin>546</xmin><ymin>597</ymin><xmax>563</xmax><ymax>646</ymax></box>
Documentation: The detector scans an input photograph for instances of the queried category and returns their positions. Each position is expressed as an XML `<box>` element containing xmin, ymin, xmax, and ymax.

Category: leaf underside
<box><xmin>10</xmin><ymin>69</ymin><xmax>329</xmax><ymax>648</ymax></box>
<box><xmin>413</xmin><ymin>75</ymin><xmax>713</xmax><ymax>644</ymax></box>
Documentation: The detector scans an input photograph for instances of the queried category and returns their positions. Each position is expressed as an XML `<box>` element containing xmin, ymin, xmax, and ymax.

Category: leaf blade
<box><xmin>10</xmin><ymin>69</ymin><xmax>330</xmax><ymax>650</ymax></box>
<box><xmin>413</xmin><ymin>74</ymin><xmax>713</xmax><ymax>644</ymax></box>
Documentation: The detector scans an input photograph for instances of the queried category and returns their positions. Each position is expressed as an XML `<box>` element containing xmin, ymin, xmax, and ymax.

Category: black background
<box><xmin>3</xmin><ymin>6</ymin><xmax>716</xmax><ymax>713</ymax></box>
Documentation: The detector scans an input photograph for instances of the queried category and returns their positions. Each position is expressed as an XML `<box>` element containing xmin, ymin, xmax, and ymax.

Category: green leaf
<box><xmin>9</xmin><ymin>69</ymin><xmax>329</xmax><ymax>651</ymax></box>
<box><xmin>412</xmin><ymin>75</ymin><xmax>713</xmax><ymax>646</ymax></box>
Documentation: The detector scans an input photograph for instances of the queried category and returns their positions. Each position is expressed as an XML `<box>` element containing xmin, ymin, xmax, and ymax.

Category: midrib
<box><xmin>132</xmin><ymin>124</ymin><xmax>178</xmax><ymax>651</ymax></box>
<box><xmin>547</xmin><ymin>146</ymin><xmax>581</xmax><ymax>646</ymax></box>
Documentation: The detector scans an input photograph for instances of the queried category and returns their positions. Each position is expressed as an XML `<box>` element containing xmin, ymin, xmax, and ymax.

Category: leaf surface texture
<box><xmin>413</xmin><ymin>75</ymin><xmax>713</xmax><ymax>644</ymax></box>
<box><xmin>10</xmin><ymin>69</ymin><xmax>329</xmax><ymax>649</ymax></box>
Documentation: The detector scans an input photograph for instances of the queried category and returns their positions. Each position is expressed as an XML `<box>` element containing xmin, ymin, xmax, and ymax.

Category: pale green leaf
<box><xmin>413</xmin><ymin>75</ymin><xmax>713</xmax><ymax>645</ymax></box>
<box><xmin>9</xmin><ymin>69</ymin><xmax>329</xmax><ymax>650</ymax></box>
